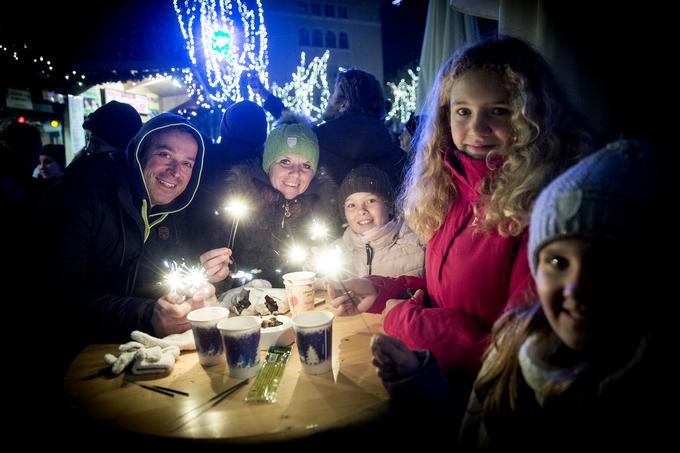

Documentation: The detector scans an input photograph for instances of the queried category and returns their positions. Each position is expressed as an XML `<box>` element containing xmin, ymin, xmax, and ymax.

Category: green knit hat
<box><xmin>262</xmin><ymin>121</ymin><xmax>319</xmax><ymax>175</ymax></box>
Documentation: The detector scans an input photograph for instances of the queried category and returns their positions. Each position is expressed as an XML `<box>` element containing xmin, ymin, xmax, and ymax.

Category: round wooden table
<box><xmin>63</xmin><ymin>308</ymin><xmax>388</xmax><ymax>443</ymax></box>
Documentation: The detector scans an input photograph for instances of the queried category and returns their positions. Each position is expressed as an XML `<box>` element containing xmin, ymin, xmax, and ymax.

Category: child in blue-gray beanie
<box><xmin>456</xmin><ymin>139</ymin><xmax>664</xmax><ymax>449</ymax></box>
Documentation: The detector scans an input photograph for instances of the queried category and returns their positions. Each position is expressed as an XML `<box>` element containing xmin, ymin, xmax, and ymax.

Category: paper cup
<box><xmin>283</xmin><ymin>271</ymin><xmax>316</xmax><ymax>315</ymax></box>
<box><xmin>291</xmin><ymin>310</ymin><xmax>334</xmax><ymax>374</ymax></box>
<box><xmin>187</xmin><ymin>307</ymin><xmax>230</xmax><ymax>367</ymax></box>
<box><xmin>218</xmin><ymin>316</ymin><xmax>261</xmax><ymax>379</ymax></box>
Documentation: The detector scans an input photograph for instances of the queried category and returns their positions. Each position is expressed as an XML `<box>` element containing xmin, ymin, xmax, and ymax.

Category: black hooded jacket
<box><xmin>43</xmin><ymin>114</ymin><xmax>206</xmax><ymax>350</ymax></box>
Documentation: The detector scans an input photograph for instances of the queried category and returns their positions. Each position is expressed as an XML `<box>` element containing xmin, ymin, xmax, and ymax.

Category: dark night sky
<box><xmin>2</xmin><ymin>0</ymin><xmax>427</xmax><ymax>78</ymax></box>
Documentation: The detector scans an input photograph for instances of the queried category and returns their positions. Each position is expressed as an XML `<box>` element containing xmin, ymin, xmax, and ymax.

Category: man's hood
<box><xmin>125</xmin><ymin>113</ymin><xmax>206</xmax><ymax>217</ymax></box>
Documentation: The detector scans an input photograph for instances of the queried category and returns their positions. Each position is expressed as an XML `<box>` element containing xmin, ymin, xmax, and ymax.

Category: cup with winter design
<box><xmin>187</xmin><ymin>306</ymin><xmax>230</xmax><ymax>367</ymax></box>
<box><xmin>291</xmin><ymin>310</ymin><xmax>334</xmax><ymax>374</ymax></box>
<box><xmin>217</xmin><ymin>316</ymin><xmax>261</xmax><ymax>378</ymax></box>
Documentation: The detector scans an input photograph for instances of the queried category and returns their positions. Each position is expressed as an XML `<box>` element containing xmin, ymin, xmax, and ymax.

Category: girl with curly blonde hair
<box><xmin>329</xmin><ymin>37</ymin><xmax>590</xmax><ymax>415</ymax></box>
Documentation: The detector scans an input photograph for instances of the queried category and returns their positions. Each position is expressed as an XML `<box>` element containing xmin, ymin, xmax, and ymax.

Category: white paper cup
<box><xmin>283</xmin><ymin>271</ymin><xmax>316</xmax><ymax>315</ymax></box>
<box><xmin>187</xmin><ymin>307</ymin><xmax>230</xmax><ymax>367</ymax></box>
<box><xmin>291</xmin><ymin>310</ymin><xmax>334</xmax><ymax>374</ymax></box>
<box><xmin>217</xmin><ymin>316</ymin><xmax>261</xmax><ymax>378</ymax></box>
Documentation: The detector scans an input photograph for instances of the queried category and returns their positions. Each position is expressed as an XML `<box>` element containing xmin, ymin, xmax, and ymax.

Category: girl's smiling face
<box><xmin>449</xmin><ymin>69</ymin><xmax>514</xmax><ymax>159</ymax></box>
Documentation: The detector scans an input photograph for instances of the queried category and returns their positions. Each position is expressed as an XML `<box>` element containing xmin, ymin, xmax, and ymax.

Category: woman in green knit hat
<box><xmin>198</xmin><ymin>112</ymin><xmax>340</xmax><ymax>289</ymax></box>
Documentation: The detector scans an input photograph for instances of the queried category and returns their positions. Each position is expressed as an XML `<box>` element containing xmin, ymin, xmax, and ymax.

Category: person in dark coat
<box><xmin>67</xmin><ymin>100</ymin><xmax>142</xmax><ymax>166</ymax></box>
<box><xmin>315</xmin><ymin>68</ymin><xmax>406</xmax><ymax>187</ymax></box>
<box><xmin>200</xmin><ymin>99</ymin><xmax>268</xmax><ymax>195</ymax></box>
<box><xmin>187</xmin><ymin>100</ymin><xmax>269</xmax><ymax>289</ymax></box>
<box><xmin>199</xmin><ymin>112</ymin><xmax>339</xmax><ymax>288</ymax></box>
<box><xmin>42</xmin><ymin>113</ymin><xmax>213</xmax><ymax>365</ymax></box>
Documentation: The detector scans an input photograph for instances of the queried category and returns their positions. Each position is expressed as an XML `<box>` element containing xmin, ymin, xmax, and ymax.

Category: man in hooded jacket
<box><xmin>42</xmin><ymin>113</ymin><xmax>213</xmax><ymax>366</ymax></box>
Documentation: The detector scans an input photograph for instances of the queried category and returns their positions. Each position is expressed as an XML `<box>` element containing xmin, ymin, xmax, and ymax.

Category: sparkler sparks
<box><xmin>309</xmin><ymin>219</ymin><xmax>329</xmax><ymax>241</ymax></box>
<box><xmin>224</xmin><ymin>198</ymin><xmax>249</xmax><ymax>251</ymax></box>
<box><xmin>162</xmin><ymin>261</ymin><xmax>209</xmax><ymax>295</ymax></box>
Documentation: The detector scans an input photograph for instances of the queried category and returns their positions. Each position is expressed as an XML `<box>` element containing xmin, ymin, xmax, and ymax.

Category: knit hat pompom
<box><xmin>337</xmin><ymin>164</ymin><xmax>394</xmax><ymax>218</ymax></box>
<box><xmin>528</xmin><ymin>139</ymin><xmax>661</xmax><ymax>277</ymax></box>
<box><xmin>262</xmin><ymin>111</ymin><xmax>318</xmax><ymax>175</ymax></box>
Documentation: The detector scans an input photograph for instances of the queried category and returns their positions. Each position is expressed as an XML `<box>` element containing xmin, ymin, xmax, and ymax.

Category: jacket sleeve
<box><xmin>382</xmin><ymin>232</ymin><xmax>534</xmax><ymax>377</ymax></box>
<box><xmin>366</xmin><ymin>275</ymin><xmax>427</xmax><ymax>313</ymax></box>
<box><xmin>383</xmin><ymin>300</ymin><xmax>489</xmax><ymax>376</ymax></box>
<box><xmin>43</xmin><ymin>177</ymin><xmax>155</xmax><ymax>344</ymax></box>
<box><xmin>263</xmin><ymin>94</ymin><xmax>285</xmax><ymax>120</ymax></box>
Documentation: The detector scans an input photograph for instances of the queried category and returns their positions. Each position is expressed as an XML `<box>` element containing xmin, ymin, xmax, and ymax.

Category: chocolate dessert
<box><xmin>233</xmin><ymin>288</ymin><xmax>251</xmax><ymax>314</ymax></box>
<box><xmin>264</xmin><ymin>294</ymin><xmax>279</xmax><ymax>314</ymax></box>
<box><xmin>261</xmin><ymin>317</ymin><xmax>283</xmax><ymax>329</ymax></box>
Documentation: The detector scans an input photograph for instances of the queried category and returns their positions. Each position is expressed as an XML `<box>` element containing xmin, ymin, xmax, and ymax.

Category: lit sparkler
<box><xmin>224</xmin><ymin>198</ymin><xmax>248</xmax><ymax>251</ymax></box>
<box><xmin>311</xmin><ymin>245</ymin><xmax>372</xmax><ymax>334</ymax></box>
<box><xmin>309</xmin><ymin>219</ymin><xmax>329</xmax><ymax>241</ymax></box>
<box><xmin>162</xmin><ymin>260</ymin><xmax>209</xmax><ymax>296</ymax></box>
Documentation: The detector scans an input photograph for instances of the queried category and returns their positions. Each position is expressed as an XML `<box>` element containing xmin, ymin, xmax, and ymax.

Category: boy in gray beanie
<box><xmin>330</xmin><ymin>164</ymin><xmax>424</xmax><ymax>278</ymax></box>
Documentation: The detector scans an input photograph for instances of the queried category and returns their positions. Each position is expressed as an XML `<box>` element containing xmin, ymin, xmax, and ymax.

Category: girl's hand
<box><xmin>325</xmin><ymin>278</ymin><xmax>377</xmax><ymax>316</ymax></box>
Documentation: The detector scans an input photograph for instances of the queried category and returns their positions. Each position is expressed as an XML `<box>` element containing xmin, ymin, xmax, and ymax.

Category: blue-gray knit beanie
<box><xmin>528</xmin><ymin>139</ymin><xmax>660</xmax><ymax>277</ymax></box>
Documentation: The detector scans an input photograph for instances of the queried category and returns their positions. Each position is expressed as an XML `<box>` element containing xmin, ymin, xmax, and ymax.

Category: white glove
<box><xmin>104</xmin><ymin>330</ymin><xmax>193</xmax><ymax>375</ymax></box>
<box><xmin>130</xmin><ymin>345</ymin><xmax>180</xmax><ymax>375</ymax></box>
<box><xmin>130</xmin><ymin>329</ymin><xmax>195</xmax><ymax>351</ymax></box>
<box><xmin>105</xmin><ymin>350</ymin><xmax>137</xmax><ymax>375</ymax></box>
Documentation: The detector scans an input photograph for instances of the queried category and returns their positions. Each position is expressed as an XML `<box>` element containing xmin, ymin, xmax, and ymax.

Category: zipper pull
<box><xmin>281</xmin><ymin>202</ymin><xmax>291</xmax><ymax>228</ymax></box>
<box><xmin>365</xmin><ymin>243</ymin><xmax>374</xmax><ymax>275</ymax></box>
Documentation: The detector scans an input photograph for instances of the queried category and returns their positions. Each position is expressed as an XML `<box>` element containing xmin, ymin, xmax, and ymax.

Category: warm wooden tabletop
<box><xmin>63</xmin><ymin>306</ymin><xmax>388</xmax><ymax>443</ymax></box>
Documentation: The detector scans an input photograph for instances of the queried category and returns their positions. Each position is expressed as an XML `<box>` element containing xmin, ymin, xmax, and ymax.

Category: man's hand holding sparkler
<box><xmin>325</xmin><ymin>278</ymin><xmax>378</xmax><ymax>316</ymax></box>
<box><xmin>200</xmin><ymin>247</ymin><xmax>232</xmax><ymax>283</ymax></box>
<box><xmin>151</xmin><ymin>282</ymin><xmax>217</xmax><ymax>337</ymax></box>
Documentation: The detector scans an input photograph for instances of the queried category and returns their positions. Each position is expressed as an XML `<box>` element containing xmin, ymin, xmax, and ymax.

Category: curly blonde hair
<box><xmin>400</xmin><ymin>37</ymin><xmax>590</xmax><ymax>242</ymax></box>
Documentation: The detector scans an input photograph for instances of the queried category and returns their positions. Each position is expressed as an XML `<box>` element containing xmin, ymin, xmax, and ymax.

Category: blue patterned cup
<box><xmin>291</xmin><ymin>310</ymin><xmax>335</xmax><ymax>374</ymax></box>
<box><xmin>187</xmin><ymin>307</ymin><xmax>230</xmax><ymax>367</ymax></box>
<box><xmin>217</xmin><ymin>316</ymin><xmax>261</xmax><ymax>378</ymax></box>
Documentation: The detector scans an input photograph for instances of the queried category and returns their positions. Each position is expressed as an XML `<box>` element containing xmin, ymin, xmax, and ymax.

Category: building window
<box><xmin>298</xmin><ymin>29</ymin><xmax>310</xmax><ymax>46</ymax></box>
<box><xmin>311</xmin><ymin>3</ymin><xmax>322</xmax><ymax>15</ymax></box>
<box><xmin>312</xmin><ymin>29</ymin><xmax>323</xmax><ymax>47</ymax></box>
<box><xmin>324</xmin><ymin>4</ymin><xmax>335</xmax><ymax>17</ymax></box>
<box><xmin>339</xmin><ymin>32</ymin><xmax>349</xmax><ymax>49</ymax></box>
<box><xmin>325</xmin><ymin>31</ymin><xmax>336</xmax><ymax>48</ymax></box>
<box><xmin>296</xmin><ymin>1</ymin><xmax>308</xmax><ymax>14</ymax></box>
<box><xmin>338</xmin><ymin>6</ymin><xmax>348</xmax><ymax>18</ymax></box>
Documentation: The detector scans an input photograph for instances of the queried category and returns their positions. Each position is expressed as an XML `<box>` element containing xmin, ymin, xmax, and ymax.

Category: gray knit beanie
<box><xmin>528</xmin><ymin>139</ymin><xmax>660</xmax><ymax>277</ymax></box>
<box><xmin>338</xmin><ymin>164</ymin><xmax>394</xmax><ymax>217</ymax></box>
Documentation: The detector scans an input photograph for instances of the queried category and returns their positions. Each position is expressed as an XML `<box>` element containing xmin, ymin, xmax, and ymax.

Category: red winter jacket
<box><xmin>368</xmin><ymin>149</ymin><xmax>533</xmax><ymax>378</ymax></box>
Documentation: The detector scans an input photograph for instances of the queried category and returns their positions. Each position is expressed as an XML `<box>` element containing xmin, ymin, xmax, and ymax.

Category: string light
<box><xmin>173</xmin><ymin>0</ymin><xmax>330</xmax><ymax>122</ymax></box>
<box><xmin>386</xmin><ymin>67</ymin><xmax>419</xmax><ymax>124</ymax></box>
<box><xmin>270</xmin><ymin>51</ymin><xmax>330</xmax><ymax>123</ymax></box>
<box><xmin>173</xmin><ymin>0</ymin><xmax>270</xmax><ymax>105</ymax></box>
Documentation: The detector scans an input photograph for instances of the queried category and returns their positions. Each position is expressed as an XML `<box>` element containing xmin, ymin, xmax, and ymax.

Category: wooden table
<box><xmin>63</xmin><ymin>307</ymin><xmax>388</xmax><ymax>444</ymax></box>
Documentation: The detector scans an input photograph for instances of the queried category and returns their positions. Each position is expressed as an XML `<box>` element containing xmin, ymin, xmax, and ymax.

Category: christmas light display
<box><xmin>386</xmin><ymin>67</ymin><xmax>419</xmax><ymax>124</ymax></box>
<box><xmin>173</xmin><ymin>0</ymin><xmax>330</xmax><ymax>122</ymax></box>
